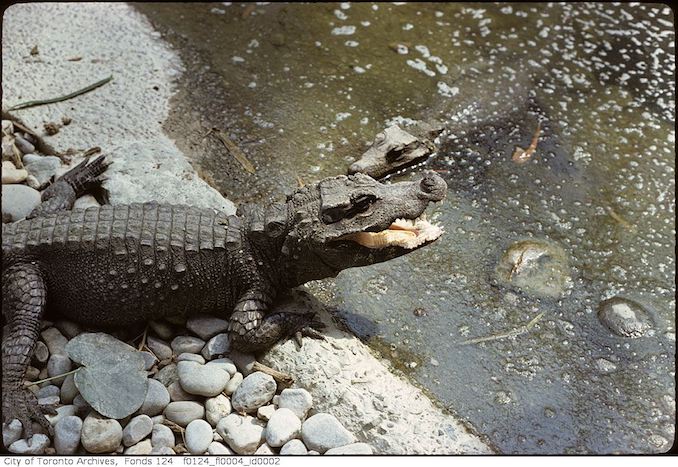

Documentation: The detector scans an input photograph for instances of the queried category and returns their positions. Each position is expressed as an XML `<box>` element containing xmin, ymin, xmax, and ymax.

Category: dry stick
<box><xmin>7</xmin><ymin>75</ymin><xmax>113</xmax><ymax>111</ymax></box>
<box><xmin>211</xmin><ymin>128</ymin><xmax>256</xmax><ymax>174</ymax></box>
<box><xmin>82</xmin><ymin>146</ymin><xmax>101</xmax><ymax>158</ymax></box>
<box><xmin>137</xmin><ymin>325</ymin><xmax>149</xmax><ymax>352</ymax></box>
<box><xmin>252</xmin><ymin>361</ymin><xmax>294</xmax><ymax>387</ymax></box>
<box><xmin>9</xmin><ymin>120</ymin><xmax>40</xmax><ymax>139</ymax></box>
<box><xmin>25</xmin><ymin>368</ymin><xmax>81</xmax><ymax>387</ymax></box>
<box><xmin>459</xmin><ymin>312</ymin><xmax>545</xmax><ymax>346</ymax></box>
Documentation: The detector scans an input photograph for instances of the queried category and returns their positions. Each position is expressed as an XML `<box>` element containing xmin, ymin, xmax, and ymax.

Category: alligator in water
<box><xmin>1</xmin><ymin>156</ymin><xmax>447</xmax><ymax>437</ymax></box>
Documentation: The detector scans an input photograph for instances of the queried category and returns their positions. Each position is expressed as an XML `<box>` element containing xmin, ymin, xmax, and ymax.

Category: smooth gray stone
<box><xmin>176</xmin><ymin>353</ymin><xmax>205</xmax><ymax>364</ymax></box>
<box><xmin>325</xmin><ymin>443</ymin><xmax>374</xmax><ymax>455</ymax></box>
<box><xmin>231</xmin><ymin>372</ymin><xmax>277</xmax><ymax>413</ymax></box>
<box><xmin>208</xmin><ymin>441</ymin><xmax>234</xmax><ymax>455</ymax></box>
<box><xmin>153</xmin><ymin>363</ymin><xmax>178</xmax><ymax>387</ymax></box>
<box><xmin>280</xmin><ymin>439</ymin><xmax>308</xmax><ymax>455</ymax></box>
<box><xmin>186</xmin><ymin>315</ymin><xmax>230</xmax><ymax>340</ymax></box>
<box><xmin>223</xmin><ymin>372</ymin><xmax>243</xmax><ymax>396</ymax></box>
<box><xmin>151</xmin><ymin>423</ymin><xmax>175</xmax><ymax>448</ymax></box>
<box><xmin>137</xmin><ymin>378</ymin><xmax>171</xmax><ymax>417</ymax></box>
<box><xmin>40</xmin><ymin>327</ymin><xmax>68</xmax><ymax>355</ymax></box>
<box><xmin>205</xmin><ymin>394</ymin><xmax>232</xmax><ymax>427</ymax></box>
<box><xmin>227</xmin><ymin>351</ymin><xmax>256</xmax><ymax>375</ymax></box>
<box><xmin>185</xmin><ymin>419</ymin><xmax>213</xmax><ymax>455</ymax></box>
<box><xmin>81</xmin><ymin>413</ymin><xmax>123</xmax><ymax>454</ymax></box>
<box><xmin>216</xmin><ymin>414</ymin><xmax>265</xmax><ymax>455</ymax></box>
<box><xmin>148</xmin><ymin>321</ymin><xmax>174</xmax><ymax>341</ymax></box>
<box><xmin>163</xmin><ymin>401</ymin><xmax>205</xmax><ymax>427</ymax></box>
<box><xmin>46</xmin><ymin>405</ymin><xmax>76</xmax><ymax>427</ymax></box>
<box><xmin>54</xmin><ymin>416</ymin><xmax>83</xmax><ymax>455</ymax></box>
<box><xmin>277</xmin><ymin>388</ymin><xmax>313</xmax><ymax>420</ymax></box>
<box><xmin>47</xmin><ymin>353</ymin><xmax>72</xmax><ymax>386</ymax></box>
<box><xmin>60</xmin><ymin>373</ymin><xmax>79</xmax><ymax>404</ymax></box>
<box><xmin>32</xmin><ymin>341</ymin><xmax>49</xmax><ymax>364</ymax></box>
<box><xmin>255</xmin><ymin>443</ymin><xmax>275</xmax><ymax>455</ymax></box>
<box><xmin>140</xmin><ymin>351</ymin><xmax>158</xmax><ymax>370</ymax></box>
<box><xmin>24</xmin><ymin>154</ymin><xmax>61</xmax><ymax>185</ymax></box>
<box><xmin>150</xmin><ymin>446</ymin><xmax>175</xmax><ymax>454</ymax></box>
<box><xmin>201</xmin><ymin>333</ymin><xmax>231</xmax><ymax>360</ymax></box>
<box><xmin>37</xmin><ymin>384</ymin><xmax>60</xmax><ymax>399</ymax></box>
<box><xmin>177</xmin><ymin>361</ymin><xmax>229</xmax><ymax>397</ymax></box>
<box><xmin>2</xmin><ymin>419</ymin><xmax>23</xmax><ymax>447</ymax></box>
<box><xmin>205</xmin><ymin>358</ymin><xmax>237</xmax><ymax>376</ymax></box>
<box><xmin>66</xmin><ymin>333</ymin><xmax>147</xmax><ymax>419</ymax></box>
<box><xmin>168</xmin><ymin>381</ymin><xmax>199</xmax><ymax>402</ymax></box>
<box><xmin>1</xmin><ymin>184</ymin><xmax>41</xmax><ymax>222</ymax></box>
<box><xmin>13</xmin><ymin>134</ymin><xmax>35</xmax><ymax>154</ymax></box>
<box><xmin>301</xmin><ymin>413</ymin><xmax>356</xmax><ymax>454</ymax></box>
<box><xmin>146</xmin><ymin>336</ymin><xmax>173</xmax><ymax>361</ymax></box>
<box><xmin>122</xmin><ymin>415</ymin><xmax>153</xmax><ymax>447</ymax></box>
<box><xmin>8</xmin><ymin>434</ymin><xmax>50</xmax><ymax>454</ymax></box>
<box><xmin>265</xmin><ymin>408</ymin><xmax>301</xmax><ymax>448</ymax></box>
<box><xmin>171</xmin><ymin>336</ymin><xmax>206</xmax><ymax>355</ymax></box>
<box><xmin>124</xmin><ymin>439</ymin><xmax>153</xmax><ymax>455</ymax></box>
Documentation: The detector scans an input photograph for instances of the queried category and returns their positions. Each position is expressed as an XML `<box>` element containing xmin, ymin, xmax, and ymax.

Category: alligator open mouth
<box><xmin>342</xmin><ymin>213</ymin><xmax>444</xmax><ymax>249</ymax></box>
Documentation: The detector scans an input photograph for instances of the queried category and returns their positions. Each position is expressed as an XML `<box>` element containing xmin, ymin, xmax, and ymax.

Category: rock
<box><xmin>301</xmin><ymin>413</ymin><xmax>356</xmax><ymax>454</ymax></box>
<box><xmin>46</xmin><ymin>405</ymin><xmax>77</xmax><ymax>427</ymax></box>
<box><xmin>54</xmin><ymin>416</ymin><xmax>83</xmax><ymax>455</ymax></box>
<box><xmin>206</xmin><ymin>358</ymin><xmax>237</xmax><ymax>376</ymax></box>
<box><xmin>38</xmin><ymin>395</ymin><xmax>61</xmax><ymax>406</ymax></box>
<box><xmin>13</xmin><ymin>134</ymin><xmax>35</xmax><ymax>154</ymax></box>
<box><xmin>81</xmin><ymin>413</ymin><xmax>123</xmax><ymax>454</ymax></box>
<box><xmin>495</xmin><ymin>239</ymin><xmax>571</xmax><ymax>298</ymax></box>
<box><xmin>163</xmin><ymin>401</ymin><xmax>205</xmax><ymax>427</ymax></box>
<box><xmin>25</xmin><ymin>366</ymin><xmax>40</xmax><ymax>381</ymax></box>
<box><xmin>255</xmin><ymin>443</ymin><xmax>275</xmax><ymax>455</ymax></box>
<box><xmin>224</xmin><ymin>372</ymin><xmax>243</xmax><ymax>395</ymax></box>
<box><xmin>3</xmin><ymin>419</ymin><xmax>23</xmax><ymax>447</ymax></box>
<box><xmin>32</xmin><ymin>341</ymin><xmax>50</xmax><ymax>364</ymax></box>
<box><xmin>140</xmin><ymin>351</ymin><xmax>158</xmax><ymax>370</ymax></box>
<box><xmin>598</xmin><ymin>297</ymin><xmax>653</xmax><ymax>338</ymax></box>
<box><xmin>231</xmin><ymin>372</ymin><xmax>277</xmax><ymax>413</ymax></box>
<box><xmin>137</xmin><ymin>378</ymin><xmax>170</xmax><ymax>417</ymax></box>
<box><xmin>41</xmin><ymin>327</ymin><xmax>68</xmax><ymax>355</ymax></box>
<box><xmin>150</xmin><ymin>446</ymin><xmax>176</xmax><ymax>454</ymax></box>
<box><xmin>205</xmin><ymin>394</ymin><xmax>232</xmax><ymax>427</ymax></box>
<box><xmin>151</xmin><ymin>415</ymin><xmax>165</xmax><ymax>425</ymax></box>
<box><xmin>1</xmin><ymin>166</ymin><xmax>28</xmax><ymax>184</ymax></box>
<box><xmin>124</xmin><ymin>439</ymin><xmax>153</xmax><ymax>455</ymax></box>
<box><xmin>1</xmin><ymin>184</ymin><xmax>40</xmax><ymax>221</ymax></box>
<box><xmin>72</xmin><ymin>395</ymin><xmax>91</xmax><ymax>416</ymax></box>
<box><xmin>147</xmin><ymin>336</ymin><xmax>173</xmax><ymax>361</ymax></box>
<box><xmin>2</xmin><ymin>120</ymin><xmax>14</xmax><ymax>134</ymax></box>
<box><xmin>66</xmin><ymin>333</ymin><xmax>147</xmax><ymax>419</ymax></box>
<box><xmin>201</xmin><ymin>333</ymin><xmax>231</xmax><ymax>360</ymax></box>
<box><xmin>171</xmin><ymin>336</ymin><xmax>205</xmax><ymax>355</ymax></box>
<box><xmin>37</xmin><ymin>384</ymin><xmax>60</xmax><ymax>399</ymax></box>
<box><xmin>176</xmin><ymin>353</ymin><xmax>205</xmax><ymax>364</ymax></box>
<box><xmin>208</xmin><ymin>441</ymin><xmax>235</xmax><ymax>455</ymax></box>
<box><xmin>280</xmin><ymin>439</ymin><xmax>308</xmax><ymax>455</ymax></box>
<box><xmin>54</xmin><ymin>320</ymin><xmax>82</xmax><ymax>339</ymax></box>
<box><xmin>25</xmin><ymin>174</ymin><xmax>41</xmax><ymax>189</ymax></box>
<box><xmin>23</xmin><ymin>154</ymin><xmax>61</xmax><ymax>185</ymax></box>
<box><xmin>47</xmin><ymin>353</ymin><xmax>72</xmax><ymax>385</ymax></box>
<box><xmin>177</xmin><ymin>360</ymin><xmax>230</xmax><ymax>397</ymax></box>
<box><xmin>154</xmin><ymin>363</ymin><xmax>178</xmax><ymax>387</ymax></box>
<box><xmin>216</xmin><ymin>414</ymin><xmax>265</xmax><ymax>455</ymax></box>
<box><xmin>72</xmin><ymin>194</ymin><xmax>101</xmax><ymax>211</ymax></box>
<box><xmin>122</xmin><ymin>414</ymin><xmax>153</xmax><ymax>446</ymax></box>
<box><xmin>185</xmin><ymin>419</ymin><xmax>213</xmax><ymax>454</ymax></box>
<box><xmin>8</xmin><ymin>434</ymin><xmax>50</xmax><ymax>454</ymax></box>
<box><xmin>186</xmin><ymin>315</ymin><xmax>230</xmax><ymax>340</ymax></box>
<box><xmin>257</xmin><ymin>405</ymin><xmax>276</xmax><ymax>422</ymax></box>
<box><xmin>325</xmin><ymin>443</ymin><xmax>373</xmax><ymax>455</ymax></box>
<box><xmin>308</xmin><ymin>450</ymin><xmax>320</xmax><ymax>455</ymax></box>
<box><xmin>266</xmin><ymin>408</ymin><xmax>302</xmax><ymax>447</ymax></box>
<box><xmin>278</xmin><ymin>388</ymin><xmax>313</xmax><ymax>420</ymax></box>
<box><xmin>229</xmin><ymin>350</ymin><xmax>256</xmax><ymax>375</ymax></box>
<box><xmin>151</xmin><ymin>423</ymin><xmax>175</xmax><ymax>448</ymax></box>
<box><xmin>168</xmin><ymin>381</ymin><xmax>199</xmax><ymax>402</ymax></box>
<box><xmin>60</xmin><ymin>373</ymin><xmax>80</xmax><ymax>404</ymax></box>
<box><xmin>148</xmin><ymin>320</ymin><xmax>174</xmax><ymax>341</ymax></box>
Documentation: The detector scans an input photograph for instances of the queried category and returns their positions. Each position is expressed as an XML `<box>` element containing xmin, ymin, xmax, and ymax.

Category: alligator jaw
<box><xmin>341</xmin><ymin>213</ymin><xmax>444</xmax><ymax>249</ymax></box>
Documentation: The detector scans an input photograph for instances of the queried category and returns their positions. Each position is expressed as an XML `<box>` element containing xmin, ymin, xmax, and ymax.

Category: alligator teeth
<box><xmin>344</xmin><ymin>214</ymin><xmax>443</xmax><ymax>249</ymax></box>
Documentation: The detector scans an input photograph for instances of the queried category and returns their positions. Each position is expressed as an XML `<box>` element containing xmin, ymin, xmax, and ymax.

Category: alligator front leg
<box><xmin>228</xmin><ymin>296</ymin><xmax>325</xmax><ymax>352</ymax></box>
<box><xmin>2</xmin><ymin>264</ymin><xmax>56</xmax><ymax>438</ymax></box>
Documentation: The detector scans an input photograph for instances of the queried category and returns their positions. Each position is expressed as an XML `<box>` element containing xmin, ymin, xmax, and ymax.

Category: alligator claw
<box><xmin>291</xmin><ymin>314</ymin><xmax>326</xmax><ymax>349</ymax></box>
<box><xmin>2</xmin><ymin>387</ymin><xmax>56</xmax><ymax>439</ymax></box>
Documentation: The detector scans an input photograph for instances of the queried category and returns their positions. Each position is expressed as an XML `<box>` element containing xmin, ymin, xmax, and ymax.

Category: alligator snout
<box><xmin>418</xmin><ymin>172</ymin><xmax>447</xmax><ymax>201</ymax></box>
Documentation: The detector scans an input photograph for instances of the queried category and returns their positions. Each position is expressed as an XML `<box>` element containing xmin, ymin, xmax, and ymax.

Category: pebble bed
<box><xmin>1</xmin><ymin>118</ymin><xmax>371</xmax><ymax>455</ymax></box>
<box><xmin>3</xmin><ymin>313</ymin><xmax>372</xmax><ymax>455</ymax></box>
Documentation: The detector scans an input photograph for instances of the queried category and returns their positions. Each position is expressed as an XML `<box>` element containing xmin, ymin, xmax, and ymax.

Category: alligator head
<box><xmin>278</xmin><ymin>171</ymin><xmax>447</xmax><ymax>286</ymax></box>
<box><xmin>348</xmin><ymin>122</ymin><xmax>444</xmax><ymax>179</ymax></box>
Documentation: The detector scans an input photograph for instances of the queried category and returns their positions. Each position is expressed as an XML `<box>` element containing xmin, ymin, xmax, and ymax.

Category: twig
<box><xmin>8</xmin><ymin>75</ymin><xmax>113</xmax><ymax>111</ymax></box>
<box><xmin>210</xmin><ymin>128</ymin><xmax>256</xmax><ymax>174</ymax></box>
<box><xmin>252</xmin><ymin>361</ymin><xmax>294</xmax><ymax>387</ymax></box>
<box><xmin>82</xmin><ymin>147</ymin><xmax>102</xmax><ymax>158</ymax></box>
<box><xmin>459</xmin><ymin>312</ymin><xmax>544</xmax><ymax>346</ymax></box>
<box><xmin>137</xmin><ymin>325</ymin><xmax>149</xmax><ymax>352</ymax></box>
<box><xmin>9</xmin><ymin>120</ymin><xmax>40</xmax><ymax>139</ymax></box>
<box><xmin>25</xmin><ymin>368</ymin><xmax>81</xmax><ymax>386</ymax></box>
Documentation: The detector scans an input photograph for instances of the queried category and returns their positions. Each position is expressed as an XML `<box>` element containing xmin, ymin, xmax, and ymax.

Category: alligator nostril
<box><xmin>420</xmin><ymin>176</ymin><xmax>437</xmax><ymax>193</ymax></box>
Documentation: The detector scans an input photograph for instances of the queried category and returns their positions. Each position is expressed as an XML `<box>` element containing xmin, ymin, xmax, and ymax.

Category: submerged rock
<box><xmin>597</xmin><ymin>297</ymin><xmax>653</xmax><ymax>338</ymax></box>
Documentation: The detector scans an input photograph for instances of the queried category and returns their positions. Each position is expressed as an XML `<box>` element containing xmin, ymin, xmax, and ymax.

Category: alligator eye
<box><xmin>351</xmin><ymin>194</ymin><xmax>377</xmax><ymax>215</ymax></box>
<box><xmin>385</xmin><ymin>146</ymin><xmax>407</xmax><ymax>162</ymax></box>
<box><xmin>322</xmin><ymin>207</ymin><xmax>345</xmax><ymax>224</ymax></box>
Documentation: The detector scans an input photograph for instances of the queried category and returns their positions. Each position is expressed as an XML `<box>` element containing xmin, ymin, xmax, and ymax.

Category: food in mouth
<box><xmin>343</xmin><ymin>214</ymin><xmax>444</xmax><ymax>249</ymax></box>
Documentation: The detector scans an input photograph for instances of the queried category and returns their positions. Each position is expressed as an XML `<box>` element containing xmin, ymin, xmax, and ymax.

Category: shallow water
<box><xmin>135</xmin><ymin>2</ymin><xmax>675</xmax><ymax>453</ymax></box>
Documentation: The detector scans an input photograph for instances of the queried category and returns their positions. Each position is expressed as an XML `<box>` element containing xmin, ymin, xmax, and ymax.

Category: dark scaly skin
<box><xmin>2</xmin><ymin>156</ymin><xmax>447</xmax><ymax>439</ymax></box>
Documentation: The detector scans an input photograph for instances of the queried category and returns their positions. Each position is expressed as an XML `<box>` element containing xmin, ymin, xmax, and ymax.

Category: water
<box><xmin>135</xmin><ymin>2</ymin><xmax>675</xmax><ymax>453</ymax></box>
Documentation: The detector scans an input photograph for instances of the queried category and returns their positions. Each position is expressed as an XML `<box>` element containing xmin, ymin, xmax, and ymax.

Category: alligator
<box><xmin>2</xmin><ymin>156</ymin><xmax>447</xmax><ymax>437</ymax></box>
